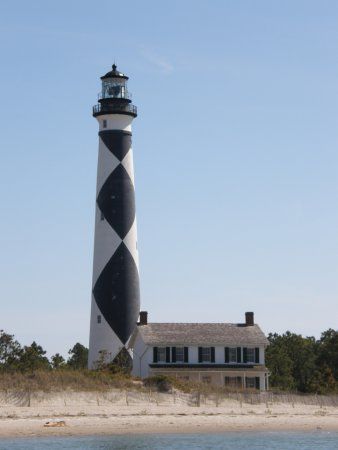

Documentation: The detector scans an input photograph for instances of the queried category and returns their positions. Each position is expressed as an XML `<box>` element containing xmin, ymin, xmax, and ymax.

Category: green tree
<box><xmin>0</xmin><ymin>330</ymin><xmax>22</xmax><ymax>370</ymax></box>
<box><xmin>109</xmin><ymin>348</ymin><xmax>132</xmax><ymax>374</ymax></box>
<box><xmin>266</xmin><ymin>332</ymin><xmax>318</xmax><ymax>392</ymax></box>
<box><xmin>67</xmin><ymin>343</ymin><xmax>88</xmax><ymax>369</ymax></box>
<box><xmin>93</xmin><ymin>349</ymin><xmax>112</xmax><ymax>370</ymax></box>
<box><xmin>17</xmin><ymin>341</ymin><xmax>50</xmax><ymax>372</ymax></box>
<box><xmin>282</xmin><ymin>332</ymin><xmax>318</xmax><ymax>392</ymax></box>
<box><xmin>94</xmin><ymin>348</ymin><xmax>132</xmax><ymax>374</ymax></box>
<box><xmin>307</xmin><ymin>366</ymin><xmax>336</xmax><ymax>394</ymax></box>
<box><xmin>317</xmin><ymin>329</ymin><xmax>338</xmax><ymax>380</ymax></box>
<box><xmin>266</xmin><ymin>333</ymin><xmax>295</xmax><ymax>390</ymax></box>
<box><xmin>51</xmin><ymin>353</ymin><xmax>66</xmax><ymax>369</ymax></box>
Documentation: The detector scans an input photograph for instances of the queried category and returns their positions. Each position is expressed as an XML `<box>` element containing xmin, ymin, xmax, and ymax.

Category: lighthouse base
<box><xmin>88</xmin><ymin>296</ymin><xmax>128</xmax><ymax>369</ymax></box>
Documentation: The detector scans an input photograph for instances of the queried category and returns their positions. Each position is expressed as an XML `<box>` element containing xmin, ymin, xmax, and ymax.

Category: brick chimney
<box><xmin>139</xmin><ymin>311</ymin><xmax>148</xmax><ymax>325</ymax></box>
<box><xmin>245</xmin><ymin>312</ymin><xmax>254</xmax><ymax>326</ymax></box>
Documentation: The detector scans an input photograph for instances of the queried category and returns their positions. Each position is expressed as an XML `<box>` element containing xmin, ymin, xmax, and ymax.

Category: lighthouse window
<box><xmin>103</xmin><ymin>120</ymin><xmax>107</xmax><ymax>128</ymax></box>
<box><xmin>97</xmin><ymin>315</ymin><xmax>101</xmax><ymax>324</ymax></box>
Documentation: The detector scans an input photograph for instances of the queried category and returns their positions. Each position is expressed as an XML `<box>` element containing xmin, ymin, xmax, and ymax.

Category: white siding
<box><xmin>215</xmin><ymin>346</ymin><xmax>224</xmax><ymax>363</ymax></box>
<box><xmin>188</xmin><ymin>346</ymin><xmax>198</xmax><ymax>363</ymax></box>
<box><xmin>131</xmin><ymin>333</ymin><xmax>152</xmax><ymax>378</ymax></box>
<box><xmin>130</xmin><ymin>329</ymin><xmax>268</xmax><ymax>390</ymax></box>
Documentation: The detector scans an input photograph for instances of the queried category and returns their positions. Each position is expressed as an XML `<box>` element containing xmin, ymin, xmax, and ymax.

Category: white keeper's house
<box><xmin>128</xmin><ymin>312</ymin><xmax>269</xmax><ymax>390</ymax></box>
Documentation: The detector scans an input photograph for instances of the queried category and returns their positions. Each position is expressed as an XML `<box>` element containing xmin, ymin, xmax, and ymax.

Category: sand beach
<box><xmin>0</xmin><ymin>390</ymin><xmax>337</xmax><ymax>438</ymax></box>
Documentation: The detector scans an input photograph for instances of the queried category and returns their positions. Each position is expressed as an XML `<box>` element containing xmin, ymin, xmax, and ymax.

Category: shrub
<box><xmin>144</xmin><ymin>375</ymin><xmax>173</xmax><ymax>392</ymax></box>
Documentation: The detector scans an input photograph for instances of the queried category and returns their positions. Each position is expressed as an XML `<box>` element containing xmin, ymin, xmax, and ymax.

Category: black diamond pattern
<box><xmin>99</xmin><ymin>130</ymin><xmax>132</xmax><ymax>161</ymax></box>
<box><xmin>93</xmin><ymin>242</ymin><xmax>140</xmax><ymax>344</ymax></box>
<box><xmin>97</xmin><ymin>164</ymin><xmax>135</xmax><ymax>239</ymax></box>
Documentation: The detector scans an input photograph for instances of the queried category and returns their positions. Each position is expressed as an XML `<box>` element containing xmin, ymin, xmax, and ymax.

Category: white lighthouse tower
<box><xmin>88</xmin><ymin>64</ymin><xmax>140</xmax><ymax>368</ymax></box>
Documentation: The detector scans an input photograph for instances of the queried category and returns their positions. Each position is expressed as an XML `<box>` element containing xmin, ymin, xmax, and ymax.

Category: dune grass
<box><xmin>0</xmin><ymin>371</ymin><xmax>337</xmax><ymax>408</ymax></box>
<box><xmin>0</xmin><ymin>369</ymin><xmax>138</xmax><ymax>392</ymax></box>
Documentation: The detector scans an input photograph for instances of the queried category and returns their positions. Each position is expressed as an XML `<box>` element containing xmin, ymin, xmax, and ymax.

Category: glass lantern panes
<box><xmin>101</xmin><ymin>79</ymin><xmax>129</xmax><ymax>100</ymax></box>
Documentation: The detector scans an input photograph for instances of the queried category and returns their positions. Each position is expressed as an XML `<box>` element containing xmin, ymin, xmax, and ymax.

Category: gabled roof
<box><xmin>134</xmin><ymin>323</ymin><xmax>269</xmax><ymax>346</ymax></box>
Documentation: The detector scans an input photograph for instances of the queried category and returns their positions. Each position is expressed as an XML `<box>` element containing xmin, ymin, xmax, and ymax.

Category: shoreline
<box><xmin>1</xmin><ymin>410</ymin><xmax>338</xmax><ymax>438</ymax></box>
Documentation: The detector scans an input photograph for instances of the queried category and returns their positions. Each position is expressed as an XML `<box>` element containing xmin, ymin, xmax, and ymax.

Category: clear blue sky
<box><xmin>0</xmin><ymin>1</ymin><xmax>337</xmax><ymax>357</ymax></box>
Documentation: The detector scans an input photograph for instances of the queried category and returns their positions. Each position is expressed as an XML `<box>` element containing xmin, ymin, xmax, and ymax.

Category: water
<box><xmin>0</xmin><ymin>432</ymin><xmax>337</xmax><ymax>450</ymax></box>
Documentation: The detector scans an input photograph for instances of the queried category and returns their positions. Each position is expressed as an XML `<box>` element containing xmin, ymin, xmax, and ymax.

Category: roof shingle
<box><xmin>137</xmin><ymin>323</ymin><xmax>269</xmax><ymax>346</ymax></box>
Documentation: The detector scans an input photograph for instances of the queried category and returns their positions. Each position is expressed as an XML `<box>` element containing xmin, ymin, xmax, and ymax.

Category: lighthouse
<box><xmin>88</xmin><ymin>64</ymin><xmax>140</xmax><ymax>368</ymax></box>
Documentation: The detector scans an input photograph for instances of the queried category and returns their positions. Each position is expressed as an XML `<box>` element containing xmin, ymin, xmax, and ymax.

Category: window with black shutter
<box><xmin>237</xmin><ymin>347</ymin><xmax>241</xmax><ymax>363</ymax></box>
<box><xmin>225</xmin><ymin>347</ymin><xmax>230</xmax><ymax>363</ymax></box>
<box><xmin>153</xmin><ymin>347</ymin><xmax>158</xmax><ymax>363</ymax></box>
<box><xmin>246</xmin><ymin>348</ymin><xmax>255</xmax><ymax>362</ymax></box>
<box><xmin>199</xmin><ymin>347</ymin><xmax>213</xmax><ymax>362</ymax></box>
<box><xmin>172</xmin><ymin>347</ymin><xmax>176</xmax><ymax>363</ymax></box>
<box><xmin>166</xmin><ymin>347</ymin><xmax>170</xmax><ymax>363</ymax></box>
<box><xmin>184</xmin><ymin>347</ymin><xmax>189</xmax><ymax>363</ymax></box>
<box><xmin>198</xmin><ymin>347</ymin><xmax>202</xmax><ymax>363</ymax></box>
<box><xmin>255</xmin><ymin>347</ymin><xmax>260</xmax><ymax>364</ymax></box>
<box><xmin>157</xmin><ymin>347</ymin><xmax>166</xmax><ymax>362</ymax></box>
<box><xmin>202</xmin><ymin>347</ymin><xmax>211</xmax><ymax>362</ymax></box>
<box><xmin>245</xmin><ymin>377</ymin><xmax>255</xmax><ymax>389</ymax></box>
<box><xmin>229</xmin><ymin>347</ymin><xmax>237</xmax><ymax>363</ymax></box>
<box><xmin>224</xmin><ymin>376</ymin><xmax>243</xmax><ymax>388</ymax></box>
<box><xmin>255</xmin><ymin>377</ymin><xmax>260</xmax><ymax>390</ymax></box>
<box><xmin>175</xmin><ymin>347</ymin><xmax>184</xmax><ymax>362</ymax></box>
<box><xmin>243</xmin><ymin>347</ymin><xmax>248</xmax><ymax>363</ymax></box>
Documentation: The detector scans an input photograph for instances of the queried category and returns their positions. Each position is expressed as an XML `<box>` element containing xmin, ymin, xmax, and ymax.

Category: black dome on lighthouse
<box><xmin>101</xmin><ymin>64</ymin><xmax>129</xmax><ymax>80</ymax></box>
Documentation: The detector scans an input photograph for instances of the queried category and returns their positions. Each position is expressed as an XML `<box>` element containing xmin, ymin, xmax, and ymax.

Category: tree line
<box><xmin>0</xmin><ymin>328</ymin><xmax>337</xmax><ymax>394</ymax></box>
<box><xmin>0</xmin><ymin>330</ymin><xmax>88</xmax><ymax>371</ymax></box>
<box><xmin>266</xmin><ymin>329</ymin><xmax>337</xmax><ymax>393</ymax></box>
